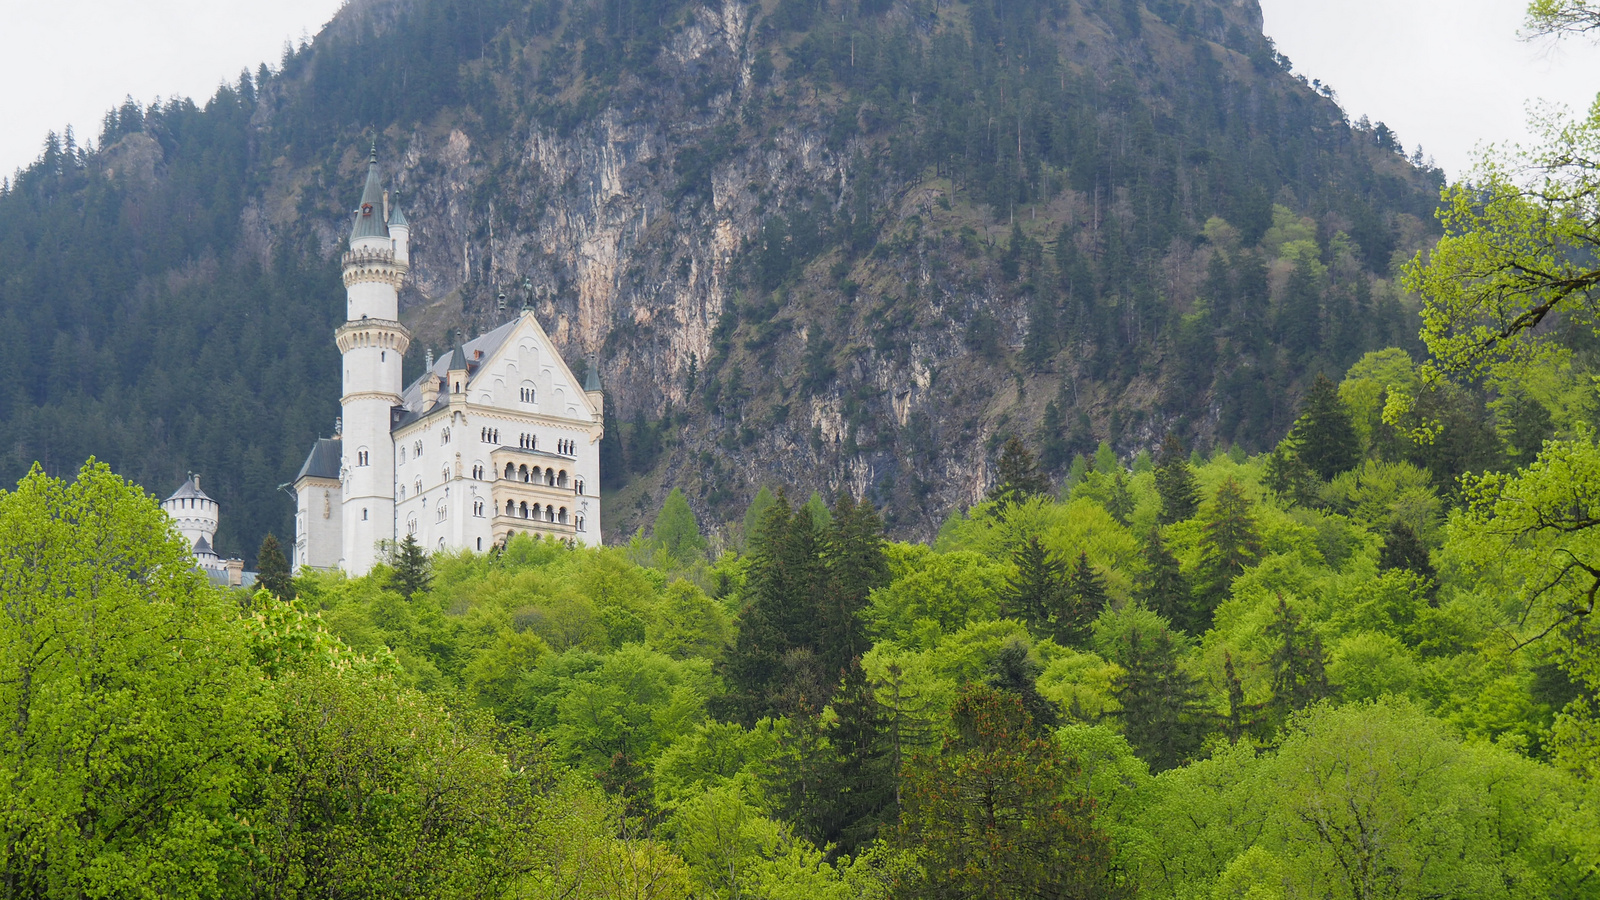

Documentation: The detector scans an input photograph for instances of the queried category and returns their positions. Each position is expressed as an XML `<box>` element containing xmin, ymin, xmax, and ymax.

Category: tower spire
<box><xmin>350</xmin><ymin>146</ymin><xmax>389</xmax><ymax>243</ymax></box>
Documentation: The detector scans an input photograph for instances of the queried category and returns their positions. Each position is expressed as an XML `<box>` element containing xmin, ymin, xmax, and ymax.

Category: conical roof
<box><xmin>448</xmin><ymin>335</ymin><xmax>471</xmax><ymax>372</ymax></box>
<box><xmin>349</xmin><ymin>146</ymin><xmax>390</xmax><ymax>243</ymax></box>
<box><xmin>165</xmin><ymin>475</ymin><xmax>212</xmax><ymax>503</ymax></box>
<box><xmin>389</xmin><ymin>188</ymin><xmax>408</xmax><ymax>228</ymax></box>
<box><xmin>584</xmin><ymin>356</ymin><xmax>602</xmax><ymax>392</ymax></box>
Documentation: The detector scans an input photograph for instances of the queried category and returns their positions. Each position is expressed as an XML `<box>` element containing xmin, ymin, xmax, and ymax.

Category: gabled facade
<box><xmin>293</xmin><ymin>151</ymin><xmax>603</xmax><ymax>576</ymax></box>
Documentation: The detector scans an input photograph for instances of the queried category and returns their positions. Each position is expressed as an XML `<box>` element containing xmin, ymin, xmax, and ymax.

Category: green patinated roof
<box><xmin>584</xmin><ymin>356</ymin><xmax>602</xmax><ymax>392</ymax></box>
<box><xmin>349</xmin><ymin>147</ymin><xmax>390</xmax><ymax>243</ymax></box>
<box><xmin>389</xmin><ymin>189</ymin><xmax>409</xmax><ymax>228</ymax></box>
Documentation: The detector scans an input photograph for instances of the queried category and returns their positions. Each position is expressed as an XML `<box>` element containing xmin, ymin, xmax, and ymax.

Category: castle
<box><xmin>161</xmin><ymin>475</ymin><xmax>250</xmax><ymax>587</ymax></box>
<box><xmin>292</xmin><ymin>150</ymin><xmax>604</xmax><ymax>576</ymax></box>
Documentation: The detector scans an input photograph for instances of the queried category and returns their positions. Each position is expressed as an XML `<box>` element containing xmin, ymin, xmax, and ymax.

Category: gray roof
<box><xmin>584</xmin><ymin>357</ymin><xmax>602</xmax><ymax>392</ymax></box>
<box><xmin>394</xmin><ymin>317</ymin><xmax>521</xmax><ymax>429</ymax></box>
<box><xmin>166</xmin><ymin>475</ymin><xmax>212</xmax><ymax>503</ymax></box>
<box><xmin>448</xmin><ymin>336</ymin><xmax>471</xmax><ymax>372</ymax></box>
<box><xmin>295</xmin><ymin>437</ymin><xmax>342</xmax><ymax>482</ymax></box>
<box><xmin>193</xmin><ymin>535</ymin><xmax>217</xmax><ymax>556</ymax></box>
<box><xmin>349</xmin><ymin>148</ymin><xmax>390</xmax><ymax>243</ymax></box>
<box><xmin>389</xmin><ymin>189</ymin><xmax>408</xmax><ymax>228</ymax></box>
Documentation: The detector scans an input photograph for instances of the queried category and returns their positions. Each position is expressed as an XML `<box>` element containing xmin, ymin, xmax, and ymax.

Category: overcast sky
<box><xmin>1</xmin><ymin>0</ymin><xmax>1596</xmax><ymax>180</ymax></box>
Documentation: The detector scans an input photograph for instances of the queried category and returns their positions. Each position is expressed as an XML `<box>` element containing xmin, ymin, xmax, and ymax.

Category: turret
<box><xmin>162</xmin><ymin>474</ymin><xmax>219</xmax><ymax>552</ymax></box>
<box><xmin>389</xmin><ymin>188</ymin><xmax>410</xmax><ymax>267</ymax></box>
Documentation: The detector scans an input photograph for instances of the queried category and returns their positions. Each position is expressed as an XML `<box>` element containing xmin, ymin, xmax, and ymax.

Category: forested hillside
<box><xmin>0</xmin><ymin>0</ymin><xmax>1445</xmax><ymax>559</ymax></box>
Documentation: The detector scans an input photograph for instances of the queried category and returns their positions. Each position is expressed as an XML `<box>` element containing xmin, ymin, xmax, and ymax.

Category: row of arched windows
<box><xmin>556</xmin><ymin>438</ymin><xmax>575</xmax><ymax>455</ymax></box>
<box><xmin>503</xmin><ymin>462</ymin><xmax>569</xmax><ymax>488</ymax></box>
<box><xmin>520</xmin><ymin>386</ymin><xmax>536</xmax><ymax>403</ymax></box>
<box><xmin>480</xmin><ymin>427</ymin><xmax>500</xmax><ymax>443</ymax></box>
<box><xmin>505</xmin><ymin>500</ymin><xmax>569</xmax><ymax>525</ymax></box>
<box><xmin>519</xmin><ymin>433</ymin><xmax>536</xmax><ymax>449</ymax></box>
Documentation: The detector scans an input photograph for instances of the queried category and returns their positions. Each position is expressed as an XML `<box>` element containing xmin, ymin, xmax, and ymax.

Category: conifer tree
<box><xmin>389</xmin><ymin>532</ymin><xmax>432</xmax><ymax>599</ymax></box>
<box><xmin>820</xmin><ymin>660</ymin><xmax>896</xmax><ymax>855</ymax></box>
<box><xmin>986</xmin><ymin>640</ymin><xmax>1059</xmax><ymax>733</ymax></box>
<box><xmin>1155</xmin><ymin>432</ymin><xmax>1201</xmax><ymax>525</ymax></box>
<box><xmin>989</xmin><ymin>436</ymin><xmax>1052</xmax><ymax>506</ymax></box>
<box><xmin>1197</xmin><ymin>477</ymin><xmax>1262</xmax><ymax>613</ymax></box>
<box><xmin>1001</xmin><ymin>537</ymin><xmax>1067</xmax><ymax>635</ymax></box>
<box><xmin>256</xmin><ymin>533</ymin><xmax>295</xmax><ymax>601</ymax></box>
<box><xmin>1378</xmin><ymin>520</ymin><xmax>1437</xmax><ymax>585</ymax></box>
<box><xmin>1265</xmin><ymin>595</ymin><xmax>1330</xmax><ymax>725</ymax></box>
<box><xmin>1263</xmin><ymin>440</ymin><xmax>1318</xmax><ymax>507</ymax></box>
<box><xmin>1106</xmin><ymin>470</ymin><xmax>1135</xmax><ymax>525</ymax></box>
<box><xmin>1136</xmin><ymin>529</ymin><xmax>1194</xmax><ymax>633</ymax></box>
<box><xmin>1223</xmin><ymin>651</ymin><xmax>1249</xmax><ymax>744</ymax></box>
<box><xmin>819</xmin><ymin>492</ymin><xmax>887</xmax><ymax>678</ymax></box>
<box><xmin>1111</xmin><ymin>628</ymin><xmax>1209</xmax><ymax>772</ymax></box>
<box><xmin>651</xmin><ymin>487</ymin><xmax>706</xmax><ymax>568</ymax></box>
<box><xmin>1038</xmin><ymin>400</ymin><xmax>1069</xmax><ymax>470</ymax></box>
<box><xmin>1059</xmin><ymin>552</ymin><xmax>1110</xmax><ymax>648</ymax></box>
<box><xmin>1287</xmin><ymin>373</ymin><xmax>1361</xmax><ymax>480</ymax></box>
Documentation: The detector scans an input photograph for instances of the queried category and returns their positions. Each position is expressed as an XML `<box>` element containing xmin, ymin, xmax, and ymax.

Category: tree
<box><xmin>1000</xmin><ymin>536</ymin><xmax>1066</xmax><ymax>635</ymax></box>
<box><xmin>1377</xmin><ymin>520</ymin><xmax>1436</xmax><ymax>585</ymax></box>
<box><xmin>820</xmin><ymin>660</ymin><xmax>897</xmax><ymax>855</ymax></box>
<box><xmin>0</xmin><ymin>461</ymin><xmax>268</xmax><ymax>897</ymax></box>
<box><xmin>1105</xmin><ymin>470</ymin><xmax>1134</xmax><ymax>525</ymax></box>
<box><xmin>1060</xmin><ymin>552</ymin><xmax>1110</xmax><ymax>648</ymax></box>
<box><xmin>893</xmin><ymin>686</ymin><xmax>1117</xmax><ymax>900</ymax></box>
<box><xmin>986</xmin><ymin>640</ymin><xmax>1060</xmax><ymax>734</ymax></box>
<box><xmin>1196</xmin><ymin>477</ymin><xmax>1262</xmax><ymax>612</ymax></box>
<box><xmin>989</xmin><ymin>436</ymin><xmax>1052</xmax><ymax>506</ymax></box>
<box><xmin>1136</xmin><ymin>529</ymin><xmax>1195</xmax><ymax>634</ymax></box>
<box><xmin>1262</xmin><ymin>441</ymin><xmax>1318</xmax><ymax>507</ymax></box>
<box><xmin>1286</xmin><ymin>373</ymin><xmax>1361</xmax><ymax>480</ymax></box>
<box><xmin>1155</xmin><ymin>433</ymin><xmax>1201</xmax><ymax>525</ymax></box>
<box><xmin>257</xmin><ymin>532</ymin><xmax>295</xmax><ymax>601</ymax></box>
<box><xmin>1265</xmin><ymin>596</ymin><xmax>1330</xmax><ymax>726</ymax></box>
<box><xmin>818</xmin><ymin>491</ymin><xmax>888</xmax><ymax>678</ymax></box>
<box><xmin>653</xmin><ymin>487</ymin><xmax>707</xmax><ymax>568</ymax></box>
<box><xmin>1110</xmin><ymin>627</ymin><xmax>1209</xmax><ymax>772</ymax></box>
<box><xmin>390</xmin><ymin>531</ymin><xmax>433</xmax><ymax>599</ymax></box>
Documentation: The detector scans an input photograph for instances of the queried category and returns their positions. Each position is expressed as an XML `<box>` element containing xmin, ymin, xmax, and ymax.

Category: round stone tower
<box><xmin>162</xmin><ymin>474</ymin><xmax>219</xmax><ymax>551</ymax></box>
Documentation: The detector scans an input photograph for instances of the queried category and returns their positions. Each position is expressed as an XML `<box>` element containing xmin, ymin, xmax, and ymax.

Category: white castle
<box><xmin>292</xmin><ymin>149</ymin><xmax>604</xmax><ymax>576</ymax></box>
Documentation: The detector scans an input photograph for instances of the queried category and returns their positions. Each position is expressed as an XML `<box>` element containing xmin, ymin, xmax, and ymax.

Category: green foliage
<box><xmin>257</xmin><ymin>532</ymin><xmax>295</xmax><ymax>600</ymax></box>
<box><xmin>389</xmin><ymin>531</ymin><xmax>433</xmax><ymax>599</ymax></box>
<box><xmin>1156</xmin><ymin>434</ymin><xmax>1202</xmax><ymax>525</ymax></box>
<box><xmin>988</xmin><ymin>436</ymin><xmax>1052</xmax><ymax>507</ymax></box>
<box><xmin>653</xmin><ymin>487</ymin><xmax>708</xmax><ymax>568</ymax></box>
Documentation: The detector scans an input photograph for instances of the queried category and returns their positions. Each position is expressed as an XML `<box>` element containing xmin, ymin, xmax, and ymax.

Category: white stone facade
<box><xmin>293</xmin><ymin>153</ymin><xmax>603</xmax><ymax>576</ymax></box>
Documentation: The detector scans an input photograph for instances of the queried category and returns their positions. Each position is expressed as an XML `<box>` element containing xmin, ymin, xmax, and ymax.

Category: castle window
<box><xmin>414</xmin><ymin>478</ymin><xmax>422</xmax><ymax>496</ymax></box>
<box><xmin>381</xmin><ymin>351</ymin><xmax>386</xmax><ymax>362</ymax></box>
<box><xmin>575</xmin><ymin>478</ymin><xmax>585</xmax><ymax>495</ymax></box>
<box><xmin>441</xmin><ymin>466</ymin><xmax>450</xmax><ymax>483</ymax></box>
<box><xmin>357</xmin><ymin>449</ymin><xmax>370</xmax><ymax>467</ymax></box>
<box><xmin>557</xmin><ymin>470</ymin><xmax>568</xmax><ymax>488</ymax></box>
<box><xmin>576</xmin><ymin>514</ymin><xmax>585</xmax><ymax>531</ymax></box>
<box><xmin>477</xmin><ymin>537</ymin><xmax>483</xmax><ymax>551</ymax></box>
<box><xmin>519</xmin><ymin>501</ymin><xmax>528</xmax><ymax>518</ymax></box>
<box><xmin>503</xmin><ymin>462</ymin><xmax>514</xmax><ymax>479</ymax></box>
<box><xmin>399</xmin><ymin>446</ymin><xmax>406</xmax><ymax>464</ymax></box>
<box><xmin>473</xmin><ymin>500</ymin><xmax>485</xmax><ymax>517</ymax></box>
<box><xmin>439</xmin><ymin>538</ymin><xmax>446</xmax><ymax>552</ymax></box>
<box><xmin>407</xmin><ymin>517</ymin><xmax>418</xmax><ymax>535</ymax></box>
<box><xmin>472</xmin><ymin>464</ymin><xmax>484</xmax><ymax>480</ymax></box>
<box><xmin>506</xmin><ymin>499</ymin><xmax>514</xmax><ymax>515</ymax></box>
<box><xmin>441</xmin><ymin>428</ymin><xmax>451</xmax><ymax>445</ymax></box>
<box><xmin>413</xmin><ymin>440</ymin><xmax>423</xmax><ymax>457</ymax></box>
<box><xmin>362</xmin><ymin>508</ymin><xmax>369</xmax><ymax>521</ymax></box>
<box><xmin>558</xmin><ymin>507</ymin><xmax>568</xmax><ymax>525</ymax></box>
<box><xmin>399</xmin><ymin>485</ymin><xmax>406</xmax><ymax>500</ymax></box>
<box><xmin>436</xmin><ymin>504</ymin><xmax>447</xmax><ymax>522</ymax></box>
<box><xmin>521</xmin><ymin>385</ymin><xmax>536</xmax><ymax>403</ymax></box>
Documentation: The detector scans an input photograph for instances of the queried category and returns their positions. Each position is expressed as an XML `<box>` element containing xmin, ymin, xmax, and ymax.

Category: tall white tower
<box><xmin>337</xmin><ymin>148</ymin><xmax>411</xmax><ymax>575</ymax></box>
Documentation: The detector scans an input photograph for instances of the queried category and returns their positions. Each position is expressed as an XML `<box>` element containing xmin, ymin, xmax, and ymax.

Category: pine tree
<box><xmin>1288</xmin><ymin>373</ymin><xmax>1361</xmax><ymax>480</ymax></box>
<box><xmin>1037</xmin><ymin>400</ymin><xmax>1069</xmax><ymax>470</ymax></box>
<box><xmin>822</xmin><ymin>661</ymin><xmax>897</xmax><ymax>855</ymax></box>
<box><xmin>1265</xmin><ymin>596</ymin><xmax>1330</xmax><ymax>725</ymax></box>
<box><xmin>1111</xmin><ymin>628</ymin><xmax>1209</xmax><ymax>772</ymax></box>
<box><xmin>1263</xmin><ymin>440</ymin><xmax>1318</xmax><ymax>507</ymax></box>
<box><xmin>1001</xmin><ymin>537</ymin><xmax>1067</xmax><ymax>635</ymax></box>
<box><xmin>652</xmin><ymin>487</ymin><xmax>706</xmax><ymax>568</ymax></box>
<box><xmin>256</xmin><ymin>533</ymin><xmax>295</xmax><ymax>601</ymax></box>
<box><xmin>1223</xmin><ymin>651</ymin><xmax>1249</xmax><ymax>744</ymax></box>
<box><xmin>819</xmin><ymin>492</ymin><xmax>887</xmax><ymax>678</ymax></box>
<box><xmin>1154</xmin><ymin>432</ymin><xmax>1201</xmax><ymax>525</ymax></box>
<box><xmin>1197</xmin><ymin>477</ymin><xmax>1262</xmax><ymax>614</ymax></box>
<box><xmin>1378</xmin><ymin>520</ymin><xmax>1435</xmax><ymax>580</ymax></box>
<box><xmin>1106</xmin><ymin>470</ymin><xmax>1134</xmax><ymax>525</ymax></box>
<box><xmin>989</xmin><ymin>436</ymin><xmax>1052</xmax><ymax>506</ymax></box>
<box><xmin>1059</xmin><ymin>552</ymin><xmax>1109</xmax><ymax>648</ymax></box>
<box><xmin>389</xmin><ymin>532</ymin><xmax>432</xmax><ymax>599</ymax></box>
<box><xmin>1135</xmin><ymin>529</ymin><xmax>1194</xmax><ymax>634</ymax></box>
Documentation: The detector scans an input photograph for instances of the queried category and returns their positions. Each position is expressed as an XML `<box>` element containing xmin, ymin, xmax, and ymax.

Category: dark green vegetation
<box><xmin>0</xmin><ymin>0</ymin><xmax>1444</xmax><ymax>560</ymax></box>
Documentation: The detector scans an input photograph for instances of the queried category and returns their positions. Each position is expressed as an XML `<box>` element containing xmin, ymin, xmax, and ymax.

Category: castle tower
<box><xmin>337</xmin><ymin>148</ymin><xmax>411</xmax><ymax>575</ymax></box>
<box><xmin>161</xmin><ymin>474</ymin><xmax>219</xmax><ymax>552</ymax></box>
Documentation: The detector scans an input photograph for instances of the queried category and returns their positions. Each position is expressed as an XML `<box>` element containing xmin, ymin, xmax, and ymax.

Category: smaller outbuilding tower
<box><xmin>162</xmin><ymin>474</ymin><xmax>219</xmax><ymax>552</ymax></box>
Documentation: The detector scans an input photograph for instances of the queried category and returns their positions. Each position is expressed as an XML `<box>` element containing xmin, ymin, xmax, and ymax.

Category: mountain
<box><xmin>0</xmin><ymin>0</ymin><xmax>1443</xmax><ymax>558</ymax></box>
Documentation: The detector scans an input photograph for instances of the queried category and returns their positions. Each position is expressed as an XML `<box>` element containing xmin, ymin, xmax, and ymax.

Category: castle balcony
<box><xmin>489</xmin><ymin>447</ymin><xmax>579</xmax><ymax>492</ymax></box>
<box><xmin>335</xmin><ymin>318</ymin><xmax>412</xmax><ymax>355</ymax></box>
<box><xmin>491</xmin><ymin>511</ymin><xmax>577</xmax><ymax>545</ymax></box>
<box><xmin>341</xmin><ymin>245</ymin><xmax>407</xmax><ymax>287</ymax></box>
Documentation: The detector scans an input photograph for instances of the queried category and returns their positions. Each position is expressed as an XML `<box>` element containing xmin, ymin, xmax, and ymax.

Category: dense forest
<box><xmin>0</xmin><ymin>0</ymin><xmax>1446</xmax><ymax>559</ymax></box>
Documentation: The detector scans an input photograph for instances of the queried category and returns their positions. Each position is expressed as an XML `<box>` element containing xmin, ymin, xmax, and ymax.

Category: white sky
<box><xmin>0</xmin><ymin>0</ymin><xmax>1596</xmax><ymax>180</ymax></box>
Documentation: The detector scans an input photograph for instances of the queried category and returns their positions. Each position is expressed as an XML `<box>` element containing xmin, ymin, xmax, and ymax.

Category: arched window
<box><xmin>356</xmin><ymin>449</ymin><xmax>370</xmax><ymax>467</ymax></box>
<box><xmin>472</xmin><ymin>464</ymin><xmax>484</xmax><ymax>480</ymax></box>
<box><xmin>518</xmin><ymin>464</ymin><xmax>529</xmax><ymax>482</ymax></box>
<box><xmin>503</xmin><ymin>462</ymin><xmax>514</xmax><ymax>479</ymax></box>
<box><xmin>558</xmin><ymin>507</ymin><xmax>568</xmax><ymax>525</ymax></box>
<box><xmin>576</xmin><ymin>514</ymin><xmax>585</xmax><ymax>531</ymax></box>
<box><xmin>414</xmin><ymin>478</ymin><xmax>422</xmax><ymax>496</ymax></box>
<box><xmin>519</xmin><ymin>501</ymin><xmax>528</xmax><ymax>518</ymax></box>
<box><xmin>399</xmin><ymin>446</ymin><xmax>406</xmax><ymax>464</ymax></box>
<box><xmin>505</xmin><ymin>499</ymin><xmax>514</xmax><ymax>515</ymax></box>
<box><xmin>473</xmin><ymin>499</ymin><xmax>485</xmax><ymax>517</ymax></box>
<box><xmin>406</xmin><ymin>517</ymin><xmax>418</xmax><ymax>535</ymax></box>
<box><xmin>521</xmin><ymin>383</ymin><xmax>536</xmax><ymax>404</ymax></box>
<box><xmin>575</xmin><ymin>478</ymin><xmax>585</xmax><ymax>495</ymax></box>
<box><xmin>545</xmin><ymin>504</ymin><xmax>555</xmax><ymax>522</ymax></box>
<box><xmin>557</xmin><ymin>470</ymin><xmax>568</xmax><ymax>488</ymax></box>
<box><xmin>441</xmin><ymin>428</ymin><xmax>451</xmax><ymax>445</ymax></box>
<box><xmin>441</xmin><ymin>466</ymin><xmax>450</xmax><ymax>483</ymax></box>
<box><xmin>545</xmin><ymin>469</ymin><xmax>555</xmax><ymax>487</ymax></box>
<box><xmin>413</xmin><ymin>440</ymin><xmax>423</xmax><ymax>457</ymax></box>
<box><xmin>439</xmin><ymin>537</ymin><xmax>446</xmax><ymax>551</ymax></box>
<box><xmin>362</xmin><ymin>508</ymin><xmax>369</xmax><ymax>521</ymax></box>
<box><xmin>399</xmin><ymin>485</ymin><xmax>406</xmax><ymax>500</ymax></box>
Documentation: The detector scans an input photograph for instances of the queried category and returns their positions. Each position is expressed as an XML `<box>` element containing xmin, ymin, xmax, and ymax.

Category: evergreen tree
<box><xmin>389</xmin><ymin>532</ymin><xmax>432</xmax><ymax>599</ymax></box>
<box><xmin>651</xmin><ymin>487</ymin><xmax>706</xmax><ymax>568</ymax></box>
<box><xmin>1288</xmin><ymin>373</ymin><xmax>1361</xmax><ymax>480</ymax></box>
<box><xmin>1136</xmin><ymin>529</ymin><xmax>1194</xmax><ymax>634</ymax></box>
<box><xmin>986</xmin><ymin>640</ymin><xmax>1060</xmax><ymax>734</ymax></box>
<box><xmin>1378</xmin><ymin>520</ymin><xmax>1437</xmax><ymax>585</ymax></box>
<box><xmin>740</xmin><ymin>485</ymin><xmax>776</xmax><ymax>551</ymax></box>
<box><xmin>1000</xmin><ymin>537</ymin><xmax>1067</xmax><ymax>635</ymax></box>
<box><xmin>894</xmin><ymin>687</ymin><xmax>1116</xmax><ymax>900</ymax></box>
<box><xmin>256</xmin><ymin>533</ymin><xmax>295</xmax><ymax>601</ymax></box>
<box><xmin>1265</xmin><ymin>596</ymin><xmax>1331</xmax><ymax>725</ymax></box>
<box><xmin>1060</xmin><ymin>552</ymin><xmax>1110</xmax><ymax>648</ymax></box>
<box><xmin>818</xmin><ymin>492</ymin><xmax>887</xmax><ymax>678</ymax></box>
<box><xmin>1263</xmin><ymin>440</ymin><xmax>1318</xmax><ymax>507</ymax></box>
<box><xmin>820</xmin><ymin>660</ymin><xmax>896</xmax><ymax>855</ymax></box>
<box><xmin>1111</xmin><ymin>628</ymin><xmax>1209</xmax><ymax>772</ymax></box>
<box><xmin>1155</xmin><ymin>433</ymin><xmax>1201</xmax><ymax>525</ymax></box>
<box><xmin>1037</xmin><ymin>400</ymin><xmax>1069</xmax><ymax>470</ymax></box>
<box><xmin>989</xmin><ymin>436</ymin><xmax>1052</xmax><ymax>506</ymax></box>
<box><xmin>1223</xmin><ymin>650</ymin><xmax>1250</xmax><ymax>744</ymax></box>
<box><xmin>1106</xmin><ymin>470</ymin><xmax>1135</xmax><ymax>525</ymax></box>
<box><xmin>1197</xmin><ymin>477</ymin><xmax>1262</xmax><ymax>613</ymax></box>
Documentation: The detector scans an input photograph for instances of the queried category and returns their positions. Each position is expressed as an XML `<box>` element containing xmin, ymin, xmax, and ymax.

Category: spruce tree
<box><xmin>989</xmin><ymin>436</ymin><xmax>1052</xmax><ymax>506</ymax></box>
<box><xmin>1038</xmin><ymin>400</ymin><xmax>1069</xmax><ymax>470</ymax></box>
<box><xmin>1288</xmin><ymin>373</ymin><xmax>1361</xmax><ymax>480</ymax></box>
<box><xmin>1378</xmin><ymin>520</ymin><xmax>1436</xmax><ymax>581</ymax></box>
<box><xmin>1197</xmin><ymin>477</ymin><xmax>1262</xmax><ymax>614</ymax></box>
<box><xmin>389</xmin><ymin>532</ymin><xmax>432</xmax><ymax>599</ymax></box>
<box><xmin>651</xmin><ymin>487</ymin><xmax>706</xmax><ymax>568</ymax></box>
<box><xmin>1106</xmin><ymin>470</ymin><xmax>1134</xmax><ymax>525</ymax></box>
<box><xmin>819</xmin><ymin>492</ymin><xmax>888</xmax><ymax>678</ymax></box>
<box><xmin>823</xmin><ymin>661</ymin><xmax>897</xmax><ymax>855</ymax></box>
<box><xmin>1001</xmin><ymin>537</ymin><xmax>1067</xmax><ymax>634</ymax></box>
<box><xmin>1155</xmin><ymin>432</ymin><xmax>1201</xmax><ymax>525</ymax></box>
<box><xmin>986</xmin><ymin>640</ymin><xmax>1059</xmax><ymax>734</ymax></box>
<box><xmin>1265</xmin><ymin>596</ymin><xmax>1330</xmax><ymax>725</ymax></box>
<box><xmin>1111</xmin><ymin>628</ymin><xmax>1209</xmax><ymax>772</ymax></box>
<box><xmin>1263</xmin><ymin>441</ymin><xmax>1318</xmax><ymax>507</ymax></box>
<box><xmin>256</xmin><ymin>533</ymin><xmax>295</xmax><ymax>601</ymax></box>
<box><xmin>1059</xmin><ymin>552</ymin><xmax>1110</xmax><ymax>648</ymax></box>
<box><xmin>1135</xmin><ymin>529</ymin><xmax>1194</xmax><ymax>634</ymax></box>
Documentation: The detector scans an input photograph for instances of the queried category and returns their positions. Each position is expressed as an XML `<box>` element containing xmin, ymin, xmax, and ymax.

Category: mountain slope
<box><xmin>0</xmin><ymin>0</ymin><xmax>1442</xmax><ymax>556</ymax></box>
